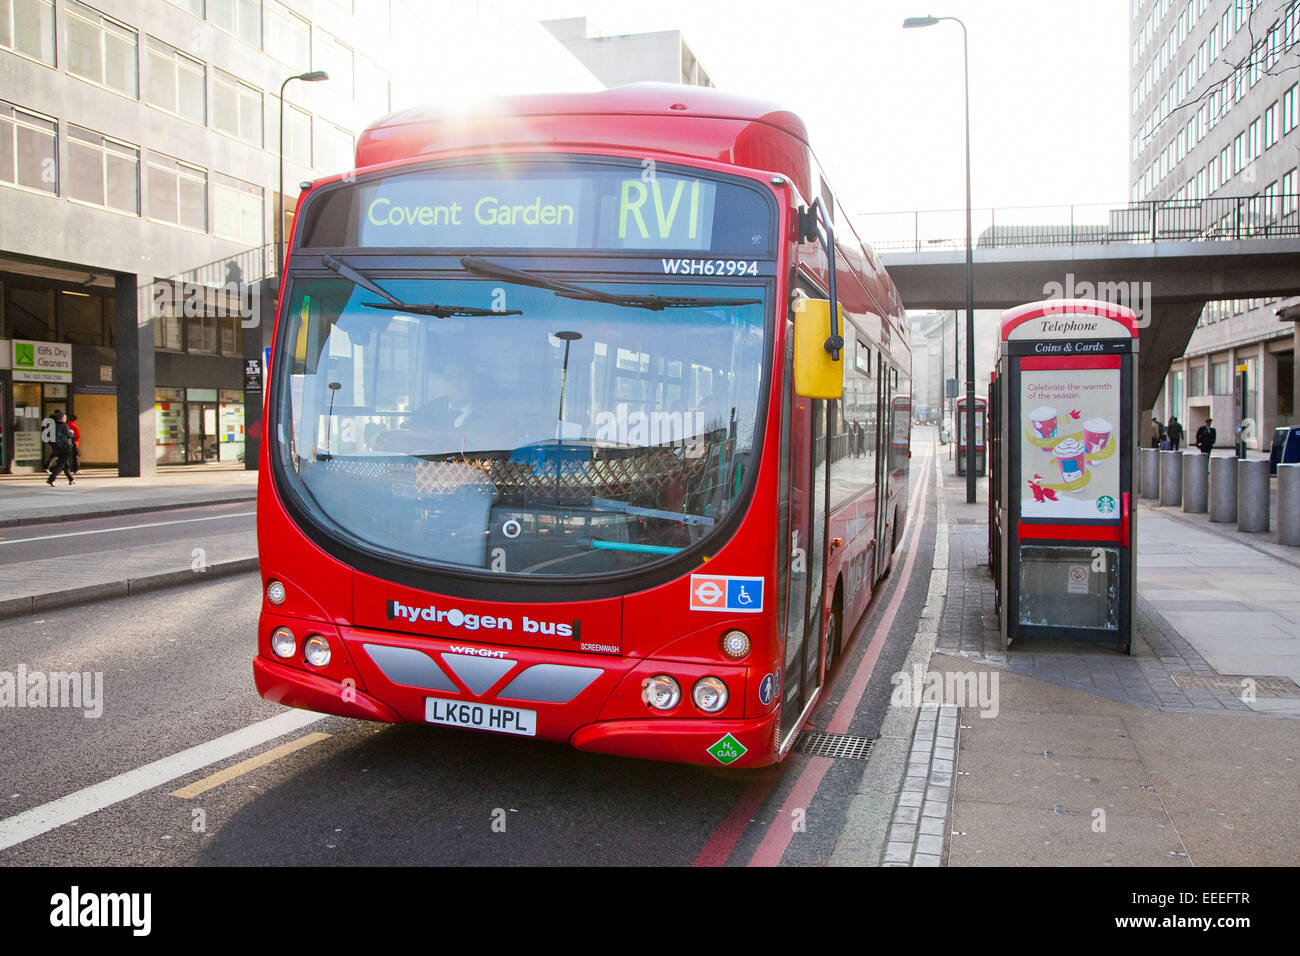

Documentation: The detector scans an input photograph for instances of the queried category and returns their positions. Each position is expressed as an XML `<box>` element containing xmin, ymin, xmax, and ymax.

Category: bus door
<box><xmin>873</xmin><ymin>352</ymin><xmax>891</xmax><ymax>579</ymax></box>
<box><xmin>781</xmin><ymin>384</ymin><xmax>829</xmax><ymax>736</ymax></box>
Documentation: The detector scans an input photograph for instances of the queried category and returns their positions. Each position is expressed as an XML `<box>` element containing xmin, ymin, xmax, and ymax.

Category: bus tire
<box><xmin>825</xmin><ymin>585</ymin><xmax>843</xmax><ymax>677</ymax></box>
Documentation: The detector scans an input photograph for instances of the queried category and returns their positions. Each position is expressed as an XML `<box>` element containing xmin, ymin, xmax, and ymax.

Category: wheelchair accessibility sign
<box><xmin>690</xmin><ymin>574</ymin><xmax>764</xmax><ymax>613</ymax></box>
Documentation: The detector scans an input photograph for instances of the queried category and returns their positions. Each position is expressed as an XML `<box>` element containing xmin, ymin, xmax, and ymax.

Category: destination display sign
<box><xmin>300</xmin><ymin>162</ymin><xmax>774</xmax><ymax>256</ymax></box>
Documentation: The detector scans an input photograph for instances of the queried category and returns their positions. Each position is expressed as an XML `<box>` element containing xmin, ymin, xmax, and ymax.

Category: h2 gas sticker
<box><xmin>689</xmin><ymin>574</ymin><xmax>764</xmax><ymax>613</ymax></box>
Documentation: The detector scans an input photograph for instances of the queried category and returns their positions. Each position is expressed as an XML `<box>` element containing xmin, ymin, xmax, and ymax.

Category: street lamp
<box><xmin>278</xmin><ymin>71</ymin><xmax>329</xmax><ymax>276</ymax></box>
<box><xmin>904</xmin><ymin>14</ymin><xmax>976</xmax><ymax>503</ymax></box>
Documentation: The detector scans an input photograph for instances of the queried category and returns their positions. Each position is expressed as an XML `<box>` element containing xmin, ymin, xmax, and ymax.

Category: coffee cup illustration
<box><xmin>1054</xmin><ymin>437</ymin><xmax>1087</xmax><ymax>483</ymax></box>
<box><xmin>1083</xmin><ymin>418</ymin><xmax>1112</xmax><ymax>453</ymax></box>
<box><xmin>1030</xmin><ymin>406</ymin><xmax>1057</xmax><ymax>439</ymax></box>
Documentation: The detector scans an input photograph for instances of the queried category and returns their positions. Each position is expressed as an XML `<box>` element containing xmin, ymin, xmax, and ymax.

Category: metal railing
<box><xmin>166</xmin><ymin>242</ymin><xmax>279</xmax><ymax>287</ymax></box>
<box><xmin>859</xmin><ymin>195</ymin><xmax>1300</xmax><ymax>253</ymax></box>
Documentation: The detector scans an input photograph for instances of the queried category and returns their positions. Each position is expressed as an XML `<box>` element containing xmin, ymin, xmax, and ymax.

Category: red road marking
<box><xmin>691</xmin><ymin>441</ymin><xmax>936</xmax><ymax>867</ymax></box>
<box><xmin>691</xmin><ymin>775</ymin><xmax>777</xmax><ymax>867</ymax></box>
<box><xmin>745</xmin><ymin>442</ymin><xmax>934</xmax><ymax>866</ymax></box>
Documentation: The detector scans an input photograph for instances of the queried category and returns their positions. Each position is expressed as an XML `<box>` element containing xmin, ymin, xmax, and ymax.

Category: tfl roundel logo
<box><xmin>690</xmin><ymin>574</ymin><xmax>764</xmax><ymax>613</ymax></box>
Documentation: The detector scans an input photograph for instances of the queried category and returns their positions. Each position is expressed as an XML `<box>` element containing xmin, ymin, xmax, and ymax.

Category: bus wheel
<box><xmin>881</xmin><ymin>521</ymin><xmax>898</xmax><ymax>579</ymax></box>
<box><xmin>825</xmin><ymin>588</ymin><xmax>843</xmax><ymax>677</ymax></box>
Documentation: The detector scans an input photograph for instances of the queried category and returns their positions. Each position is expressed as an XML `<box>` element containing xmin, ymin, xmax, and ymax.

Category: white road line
<box><xmin>0</xmin><ymin>709</ymin><xmax>326</xmax><ymax>852</ymax></box>
<box><xmin>0</xmin><ymin>511</ymin><xmax>256</xmax><ymax>545</ymax></box>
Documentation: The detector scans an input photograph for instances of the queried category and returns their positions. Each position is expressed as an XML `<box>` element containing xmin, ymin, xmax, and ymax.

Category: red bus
<box><xmin>254</xmin><ymin>84</ymin><xmax>911</xmax><ymax>767</ymax></box>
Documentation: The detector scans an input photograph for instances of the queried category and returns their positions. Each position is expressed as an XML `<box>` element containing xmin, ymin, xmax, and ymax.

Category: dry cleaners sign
<box><xmin>13</xmin><ymin>340</ymin><xmax>72</xmax><ymax>383</ymax></box>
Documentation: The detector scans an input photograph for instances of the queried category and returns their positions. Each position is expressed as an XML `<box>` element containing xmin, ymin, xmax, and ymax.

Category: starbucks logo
<box><xmin>1096</xmin><ymin>495</ymin><xmax>1116</xmax><ymax>514</ymax></box>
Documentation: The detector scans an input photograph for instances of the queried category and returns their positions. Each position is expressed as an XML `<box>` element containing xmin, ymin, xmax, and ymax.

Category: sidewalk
<box><xmin>844</xmin><ymin>435</ymin><xmax>1300</xmax><ymax>866</ymax></box>
<box><xmin>0</xmin><ymin>463</ymin><xmax>256</xmax><ymax>527</ymax></box>
<box><xmin>0</xmin><ymin>465</ymin><xmax>259</xmax><ymax>619</ymax></box>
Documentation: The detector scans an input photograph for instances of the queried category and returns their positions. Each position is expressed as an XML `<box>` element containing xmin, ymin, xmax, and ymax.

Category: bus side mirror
<box><xmin>794</xmin><ymin>298</ymin><xmax>843</xmax><ymax>399</ymax></box>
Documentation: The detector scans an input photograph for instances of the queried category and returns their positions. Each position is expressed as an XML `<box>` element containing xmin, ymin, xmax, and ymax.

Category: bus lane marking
<box><xmin>169</xmin><ymin>732</ymin><xmax>332</xmax><ymax>799</ymax></box>
<box><xmin>0</xmin><ymin>710</ymin><xmax>327</xmax><ymax>851</ymax></box>
<box><xmin>693</xmin><ymin>440</ymin><xmax>935</xmax><ymax>868</ymax></box>
<box><xmin>745</xmin><ymin>441</ymin><xmax>934</xmax><ymax>867</ymax></box>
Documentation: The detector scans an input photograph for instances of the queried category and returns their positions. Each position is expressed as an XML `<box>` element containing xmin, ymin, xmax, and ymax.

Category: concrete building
<box><xmin>910</xmin><ymin>308</ymin><xmax>999</xmax><ymax>430</ymax></box>
<box><xmin>542</xmin><ymin>17</ymin><xmax>714</xmax><ymax>88</ymax></box>
<box><xmin>1130</xmin><ymin>0</ymin><xmax>1300</xmax><ymax>448</ymax></box>
<box><xmin>0</xmin><ymin>0</ymin><xmax>598</xmax><ymax>474</ymax></box>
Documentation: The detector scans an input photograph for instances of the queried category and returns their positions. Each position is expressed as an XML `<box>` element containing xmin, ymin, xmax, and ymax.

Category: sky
<box><xmin>526</xmin><ymin>0</ymin><xmax>1131</xmax><ymax>241</ymax></box>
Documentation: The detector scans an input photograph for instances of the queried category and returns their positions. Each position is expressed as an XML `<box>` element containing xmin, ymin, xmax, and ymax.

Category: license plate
<box><xmin>425</xmin><ymin>698</ymin><xmax>537</xmax><ymax>737</ymax></box>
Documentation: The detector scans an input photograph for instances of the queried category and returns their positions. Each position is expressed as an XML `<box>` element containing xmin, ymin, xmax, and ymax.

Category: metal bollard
<box><xmin>1209</xmin><ymin>455</ymin><xmax>1237</xmax><ymax>523</ymax></box>
<box><xmin>1237</xmin><ymin>458</ymin><xmax>1270</xmax><ymax>533</ymax></box>
<box><xmin>1182</xmin><ymin>451</ymin><xmax>1208</xmax><ymax>513</ymax></box>
<box><xmin>1140</xmin><ymin>447</ymin><xmax>1160</xmax><ymax>499</ymax></box>
<box><xmin>1279</xmin><ymin>464</ymin><xmax>1300</xmax><ymax>547</ymax></box>
<box><xmin>1159</xmin><ymin>449</ymin><xmax>1182</xmax><ymax>507</ymax></box>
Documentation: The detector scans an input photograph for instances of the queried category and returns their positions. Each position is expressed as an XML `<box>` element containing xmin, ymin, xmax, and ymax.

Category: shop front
<box><xmin>156</xmin><ymin>387</ymin><xmax>246</xmax><ymax>464</ymax></box>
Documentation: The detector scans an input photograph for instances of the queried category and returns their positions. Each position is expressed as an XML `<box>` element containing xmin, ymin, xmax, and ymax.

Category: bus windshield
<box><xmin>272</xmin><ymin>274</ymin><xmax>768</xmax><ymax>577</ymax></box>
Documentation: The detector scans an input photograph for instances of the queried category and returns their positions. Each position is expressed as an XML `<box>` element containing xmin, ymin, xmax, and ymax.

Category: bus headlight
<box><xmin>721</xmin><ymin>630</ymin><xmax>750</xmax><ymax>660</ymax></box>
<box><xmin>303</xmin><ymin>635</ymin><xmax>331</xmax><ymax>667</ymax></box>
<box><xmin>642</xmin><ymin>675</ymin><xmax>681</xmax><ymax>711</ymax></box>
<box><xmin>270</xmin><ymin>627</ymin><xmax>296</xmax><ymax>659</ymax></box>
<box><xmin>693</xmin><ymin>677</ymin><xmax>729</xmax><ymax>713</ymax></box>
<box><xmin>266</xmin><ymin>580</ymin><xmax>286</xmax><ymax>606</ymax></box>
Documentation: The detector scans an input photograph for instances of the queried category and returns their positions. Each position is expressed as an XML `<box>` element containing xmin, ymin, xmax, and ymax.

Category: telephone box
<box><xmin>955</xmin><ymin>396</ymin><xmax>987</xmax><ymax>476</ymax></box>
<box><xmin>994</xmin><ymin>299</ymin><xmax>1138</xmax><ymax>651</ymax></box>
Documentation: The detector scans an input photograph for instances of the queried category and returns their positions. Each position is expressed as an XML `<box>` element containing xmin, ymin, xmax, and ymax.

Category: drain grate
<box><xmin>1171</xmin><ymin>674</ymin><xmax>1300</xmax><ymax>696</ymax></box>
<box><xmin>793</xmin><ymin>733</ymin><xmax>874</xmax><ymax>759</ymax></box>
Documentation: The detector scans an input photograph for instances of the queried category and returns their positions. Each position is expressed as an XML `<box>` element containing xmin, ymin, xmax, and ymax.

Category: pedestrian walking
<box><xmin>67</xmin><ymin>413</ymin><xmax>81</xmax><ymax>474</ymax></box>
<box><xmin>1166</xmin><ymin>416</ymin><xmax>1183</xmax><ymax>451</ymax></box>
<box><xmin>46</xmin><ymin>410</ymin><xmax>75</xmax><ymax>486</ymax></box>
<box><xmin>1195</xmin><ymin>418</ymin><xmax>1216</xmax><ymax>455</ymax></box>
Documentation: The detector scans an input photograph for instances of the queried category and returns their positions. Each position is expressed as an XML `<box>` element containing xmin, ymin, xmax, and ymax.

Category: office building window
<box><xmin>1</xmin><ymin>0</ymin><xmax>55</xmax><ymax>63</ymax></box>
<box><xmin>1189</xmin><ymin>365</ymin><xmax>1205</xmax><ymax>397</ymax></box>
<box><xmin>313</xmin><ymin>30</ymin><xmax>352</xmax><ymax>99</ymax></box>
<box><xmin>1284</xmin><ymin>85</ymin><xmax>1298</xmax><ymax>135</ymax></box>
<box><xmin>212</xmin><ymin>68</ymin><xmax>262</xmax><ymax>145</ymax></box>
<box><xmin>356</xmin><ymin>0</ymin><xmax>389</xmax><ymax>33</ymax></box>
<box><xmin>1211</xmin><ymin>361</ymin><xmax>1229</xmax><ymax>395</ymax></box>
<box><xmin>266</xmin><ymin>1</ymin><xmax>308</xmax><ymax>70</ymax></box>
<box><xmin>1265</xmin><ymin>101</ymin><xmax>1279</xmax><ymax>149</ymax></box>
<box><xmin>167</xmin><ymin>0</ymin><xmax>204</xmax><ymax>16</ymax></box>
<box><xmin>314</xmin><ymin>120</ymin><xmax>352</xmax><ymax>174</ymax></box>
<box><xmin>157</xmin><ymin>309</ymin><xmax>183</xmax><ymax>350</ymax></box>
<box><xmin>355</xmin><ymin>54</ymin><xmax>389</xmax><ymax>116</ymax></box>
<box><xmin>67</xmin><ymin>125</ymin><xmax>138</xmax><ymax>214</ymax></box>
<box><xmin>213</xmin><ymin>172</ymin><xmax>262</xmax><ymax>245</ymax></box>
<box><xmin>65</xmin><ymin>1</ymin><xmax>138</xmax><ymax>98</ymax></box>
<box><xmin>146</xmin><ymin>37</ymin><xmax>206</xmax><ymax>124</ymax></box>
<box><xmin>147</xmin><ymin>153</ymin><xmax>206</xmax><ymax>231</ymax></box>
<box><xmin>0</xmin><ymin>101</ymin><xmax>57</xmax><ymax>194</ymax></box>
<box><xmin>209</xmin><ymin>0</ymin><xmax>261</xmax><ymax>48</ymax></box>
<box><xmin>268</xmin><ymin>99</ymin><xmax>311</xmax><ymax>166</ymax></box>
<box><xmin>1283</xmin><ymin>169</ymin><xmax>1298</xmax><ymax>216</ymax></box>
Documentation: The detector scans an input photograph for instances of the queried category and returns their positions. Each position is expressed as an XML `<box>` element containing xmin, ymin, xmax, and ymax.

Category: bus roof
<box><xmin>356</xmin><ymin>83</ymin><xmax>813</xmax><ymax>188</ymax></box>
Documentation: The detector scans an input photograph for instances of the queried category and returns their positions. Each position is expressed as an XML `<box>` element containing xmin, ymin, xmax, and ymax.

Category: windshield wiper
<box><xmin>460</xmin><ymin>256</ymin><xmax>762</xmax><ymax>311</ymax></box>
<box><xmin>322</xmin><ymin>255</ymin><xmax>522</xmax><ymax>318</ymax></box>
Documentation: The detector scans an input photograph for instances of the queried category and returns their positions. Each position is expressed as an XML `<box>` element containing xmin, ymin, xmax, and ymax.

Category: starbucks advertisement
<box><xmin>1021</xmin><ymin>366</ymin><xmax>1121</xmax><ymax>519</ymax></box>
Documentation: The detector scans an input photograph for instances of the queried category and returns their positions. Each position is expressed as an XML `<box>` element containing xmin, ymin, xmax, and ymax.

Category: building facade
<box><xmin>543</xmin><ymin>17</ymin><xmax>714</xmax><ymax>88</ymax></box>
<box><xmin>1130</xmin><ymin>0</ymin><xmax>1300</xmax><ymax>449</ymax></box>
<box><xmin>0</xmin><ymin>0</ymin><xmax>599</xmax><ymax>473</ymax></box>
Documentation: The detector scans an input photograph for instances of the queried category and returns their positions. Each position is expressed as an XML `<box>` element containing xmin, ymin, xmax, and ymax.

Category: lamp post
<box><xmin>904</xmin><ymin>14</ymin><xmax>976</xmax><ymax>502</ymax></box>
<box><xmin>278</xmin><ymin>71</ymin><xmax>329</xmax><ymax>277</ymax></box>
